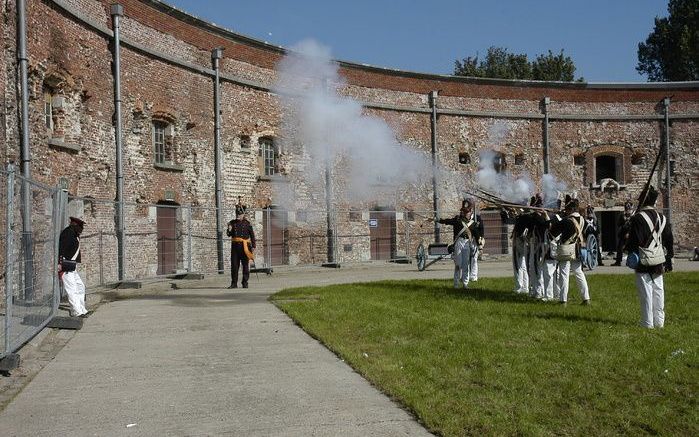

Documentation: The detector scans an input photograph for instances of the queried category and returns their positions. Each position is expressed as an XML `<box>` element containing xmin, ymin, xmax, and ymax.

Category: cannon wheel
<box><xmin>416</xmin><ymin>243</ymin><xmax>427</xmax><ymax>271</ymax></box>
<box><xmin>586</xmin><ymin>233</ymin><xmax>599</xmax><ymax>270</ymax></box>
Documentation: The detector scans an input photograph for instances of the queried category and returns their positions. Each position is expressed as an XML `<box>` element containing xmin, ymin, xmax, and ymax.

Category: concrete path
<box><xmin>0</xmin><ymin>260</ymin><xmax>696</xmax><ymax>436</ymax></box>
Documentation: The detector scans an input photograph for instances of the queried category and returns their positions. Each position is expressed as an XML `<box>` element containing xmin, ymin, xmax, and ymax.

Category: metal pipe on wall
<box><xmin>325</xmin><ymin>158</ymin><xmax>335</xmax><ymax>264</ymax></box>
<box><xmin>212</xmin><ymin>48</ymin><xmax>224</xmax><ymax>273</ymax></box>
<box><xmin>111</xmin><ymin>4</ymin><xmax>126</xmax><ymax>281</ymax></box>
<box><xmin>17</xmin><ymin>0</ymin><xmax>35</xmax><ymax>300</ymax></box>
<box><xmin>663</xmin><ymin>97</ymin><xmax>672</xmax><ymax>223</ymax></box>
<box><xmin>429</xmin><ymin>91</ymin><xmax>440</xmax><ymax>243</ymax></box>
<box><xmin>542</xmin><ymin>96</ymin><xmax>550</xmax><ymax>174</ymax></box>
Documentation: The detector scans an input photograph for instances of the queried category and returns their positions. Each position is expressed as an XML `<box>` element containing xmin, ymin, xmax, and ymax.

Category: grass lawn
<box><xmin>270</xmin><ymin>272</ymin><xmax>699</xmax><ymax>436</ymax></box>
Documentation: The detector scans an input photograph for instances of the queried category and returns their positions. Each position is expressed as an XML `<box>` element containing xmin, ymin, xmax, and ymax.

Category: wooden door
<box><xmin>156</xmin><ymin>205</ymin><xmax>178</xmax><ymax>275</ymax></box>
<box><xmin>263</xmin><ymin>209</ymin><xmax>288</xmax><ymax>266</ymax></box>
<box><xmin>370</xmin><ymin>210</ymin><xmax>395</xmax><ymax>260</ymax></box>
<box><xmin>480</xmin><ymin>210</ymin><xmax>507</xmax><ymax>255</ymax></box>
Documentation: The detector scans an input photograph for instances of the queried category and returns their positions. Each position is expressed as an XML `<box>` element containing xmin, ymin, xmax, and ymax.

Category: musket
<box><xmin>634</xmin><ymin>144</ymin><xmax>665</xmax><ymax>215</ymax></box>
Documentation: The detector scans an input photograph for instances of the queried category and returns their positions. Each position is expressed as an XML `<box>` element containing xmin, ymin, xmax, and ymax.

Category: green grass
<box><xmin>270</xmin><ymin>272</ymin><xmax>699</xmax><ymax>436</ymax></box>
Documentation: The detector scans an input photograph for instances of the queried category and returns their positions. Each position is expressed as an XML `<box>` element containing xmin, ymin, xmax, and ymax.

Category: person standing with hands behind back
<box><xmin>226</xmin><ymin>198</ymin><xmax>256</xmax><ymax>289</ymax></box>
<box><xmin>59</xmin><ymin>217</ymin><xmax>89</xmax><ymax>318</ymax></box>
<box><xmin>626</xmin><ymin>186</ymin><xmax>674</xmax><ymax>328</ymax></box>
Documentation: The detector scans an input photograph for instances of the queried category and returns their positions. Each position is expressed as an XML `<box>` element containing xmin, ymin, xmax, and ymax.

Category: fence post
<box><xmin>51</xmin><ymin>187</ymin><xmax>67</xmax><ymax>312</ymax></box>
<box><xmin>98</xmin><ymin>229</ymin><xmax>104</xmax><ymax>286</ymax></box>
<box><xmin>187</xmin><ymin>204</ymin><xmax>192</xmax><ymax>272</ymax></box>
<box><xmin>4</xmin><ymin>164</ymin><xmax>15</xmax><ymax>354</ymax></box>
<box><xmin>265</xmin><ymin>207</ymin><xmax>271</xmax><ymax>268</ymax></box>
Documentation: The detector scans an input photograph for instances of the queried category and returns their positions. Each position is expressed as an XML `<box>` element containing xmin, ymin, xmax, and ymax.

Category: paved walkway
<box><xmin>0</xmin><ymin>260</ymin><xmax>696</xmax><ymax>436</ymax></box>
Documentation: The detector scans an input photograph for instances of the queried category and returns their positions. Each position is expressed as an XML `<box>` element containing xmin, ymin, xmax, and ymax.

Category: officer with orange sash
<box><xmin>226</xmin><ymin>201</ymin><xmax>256</xmax><ymax>289</ymax></box>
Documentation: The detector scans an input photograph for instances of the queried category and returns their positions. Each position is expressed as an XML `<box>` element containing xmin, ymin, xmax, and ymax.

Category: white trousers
<box><xmin>62</xmin><ymin>271</ymin><xmax>87</xmax><ymax>317</ymax></box>
<box><xmin>452</xmin><ymin>238</ymin><xmax>472</xmax><ymax>288</ymax></box>
<box><xmin>543</xmin><ymin>259</ymin><xmax>559</xmax><ymax>300</ymax></box>
<box><xmin>470</xmin><ymin>245</ymin><xmax>479</xmax><ymax>281</ymax></box>
<box><xmin>557</xmin><ymin>259</ymin><xmax>590</xmax><ymax>303</ymax></box>
<box><xmin>635</xmin><ymin>273</ymin><xmax>665</xmax><ymax>328</ymax></box>
<box><xmin>513</xmin><ymin>238</ymin><xmax>529</xmax><ymax>293</ymax></box>
<box><xmin>528</xmin><ymin>245</ymin><xmax>544</xmax><ymax>299</ymax></box>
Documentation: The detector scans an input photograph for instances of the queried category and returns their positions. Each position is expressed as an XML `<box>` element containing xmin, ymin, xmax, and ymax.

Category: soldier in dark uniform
<box><xmin>437</xmin><ymin>199</ymin><xmax>481</xmax><ymax>289</ymax></box>
<box><xmin>612</xmin><ymin>200</ymin><xmax>634</xmax><ymax>266</ymax></box>
<box><xmin>226</xmin><ymin>201</ymin><xmax>256</xmax><ymax>289</ymax></box>
<box><xmin>626</xmin><ymin>186</ymin><xmax>673</xmax><ymax>328</ymax></box>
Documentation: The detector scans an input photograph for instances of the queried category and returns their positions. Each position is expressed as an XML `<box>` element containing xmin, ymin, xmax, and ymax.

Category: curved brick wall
<box><xmin>2</xmin><ymin>0</ymin><xmax>697</xmax><ymax>279</ymax></box>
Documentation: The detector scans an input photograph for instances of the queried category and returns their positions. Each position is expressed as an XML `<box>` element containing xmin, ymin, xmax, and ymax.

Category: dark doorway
<box><xmin>156</xmin><ymin>203</ymin><xmax>179</xmax><ymax>275</ymax></box>
<box><xmin>480</xmin><ymin>210</ymin><xmax>508</xmax><ymax>255</ymax></box>
<box><xmin>599</xmin><ymin>211</ymin><xmax>621</xmax><ymax>252</ymax></box>
<box><xmin>370</xmin><ymin>209</ymin><xmax>396</xmax><ymax>260</ymax></box>
<box><xmin>263</xmin><ymin>208</ymin><xmax>288</xmax><ymax>266</ymax></box>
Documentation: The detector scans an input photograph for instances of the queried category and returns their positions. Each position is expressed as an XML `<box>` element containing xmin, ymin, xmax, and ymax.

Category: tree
<box><xmin>454</xmin><ymin>46</ymin><xmax>581</xmax><ymax>81</ymax></box>
<box><xmin>532</xmin><ymin>50</ymin><xmax>578</xmax><ymax>81</ymax></box>
<box><xmin>637</xmin><ymin>0</ymin><xmax>699</xmax><ymax>81</ymax></box>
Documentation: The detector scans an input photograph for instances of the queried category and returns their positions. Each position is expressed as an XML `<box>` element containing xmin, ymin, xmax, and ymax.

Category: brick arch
<box><xmin>584</xmin><ymin>145</ymin><xmax>632</xmax><ymax>185</ymax></box>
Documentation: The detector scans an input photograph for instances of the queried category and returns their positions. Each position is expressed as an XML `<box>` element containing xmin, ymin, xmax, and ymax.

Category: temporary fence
<box><xmin>1</xmin><ymin>160</ymin><xmax>513</xmax><ymax>360</ymax></box>
<box><xmin>56</xmin><ymin>198</ymin><xmax>512</xmax><ymax>289</ymax></box>
<box><xmin>1</xmin><ymin>165</ymin><xmax>65</xmax><ymax>361</ymax></box>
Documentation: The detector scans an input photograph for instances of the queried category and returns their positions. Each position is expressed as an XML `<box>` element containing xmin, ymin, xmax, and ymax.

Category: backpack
<box><xmin>556</xmin><ymin>215</ymin><xmax>583</xmax><ymax>261</ymax></box>
<box><xmin>638</xmin><ymin>210</ymin><xmax>666</xmax><ymax>267</ymax></box>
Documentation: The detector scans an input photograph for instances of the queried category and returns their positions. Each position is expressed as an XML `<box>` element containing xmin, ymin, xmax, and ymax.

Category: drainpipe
<box><xmin>111</xmin><ymin>4</ymin><xmax>125</xmax><ymax>281</ymax></box>
<box><xmin>325</xmin><ymin>157</ymin><xmax>335</xmax><ymax>264</ymax></box>
<box><xmin>662</xmin><ymin>97</ymin><xmax>671</xmax><ymax>223</ymax></box>
<box><xmin>429</xmin><ymin>91</ymin><xmax>440</xmax><ymax>243</ymax></box>
<box><xmin>542</xmin><ymin>96</ymin><xmax>550</xmax><ymax>174</ymax></box>
<box><xmin>212</xmin><ymin>48</ymin><xmax>224</xmax><ymax>274</ymax></box>
<box><xmin>17</xmin><ymin>0</ymin><xmax>34</xmax><ymax>299</ymax></box>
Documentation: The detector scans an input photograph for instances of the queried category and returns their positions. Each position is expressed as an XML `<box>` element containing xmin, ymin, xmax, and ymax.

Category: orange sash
<box><xmin>232</xmin><ymin>237</ymin><xmax>254</xmax><ymax>260</ymax></box>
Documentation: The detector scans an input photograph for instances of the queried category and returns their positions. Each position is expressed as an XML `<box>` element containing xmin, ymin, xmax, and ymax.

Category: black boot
<box><xmin>228</xmin><ymin>283</ymin><xmax>237</xmax><ymax>289</ymax></box>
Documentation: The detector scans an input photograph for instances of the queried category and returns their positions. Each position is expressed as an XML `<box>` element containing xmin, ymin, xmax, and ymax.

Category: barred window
<box><xmin>43</xmin><ymin>87</ymin><xmax>53</xmax><ymax>130</ymax></box>
<box><xmin>153</xmin><ymin>121</ymin><xmax>167</xmax><ymax>164</ymax></box>
<box><xmin>260</xmin><ymin>137</ymin><xmax>276</xmax><ymax>176</ymax></box>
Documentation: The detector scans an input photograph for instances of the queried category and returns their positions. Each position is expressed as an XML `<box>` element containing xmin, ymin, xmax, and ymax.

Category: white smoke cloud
<box><xmin>541</xmin><ymin>173</ymin><xmax>567</xmax><ymax>208</ymax></box>
<box><xmin>476</xmin><ymin>149</ymin><xmax>533</xmax><ymax>204</ymax></box>
<box><xmin>273</xmin><ymin>39</ymin><xmax>432</xmax><ymax>210</ymax></box>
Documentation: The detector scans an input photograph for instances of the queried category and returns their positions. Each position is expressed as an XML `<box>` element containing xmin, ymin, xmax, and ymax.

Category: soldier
<box><xmin>550</xmin><ymin>196</ymin><xmax>590</xmax><ymax>305</ymax></box>
<box><xmin>437</xmin><ymin>199</ymin><xmax>481</xmax><ymax>289</ymax></box>
<box><xmin>465</xmin><ymin>199</ymin><xmax>484</xmax><ymax>282</ymax></box>
<box><xmin>611</xmin><ymin>200</ymin><xmax>634</xmax><ymax>266</ymax></box>
<box><xmin>226</xmin><ymin>200</ymin><xmax>256</xmax><ymax>289</ymax></box>
<box><xmin>528</xmin><ymin>194</ymin><xmax>550</xmax><ymax>299</ymax></box>
<box><xmin>512</xmin><ymin>209</ymin><xmax>533</xmax><ymax>294</ymax></box>
<box><xmin>58</xmin><ymin>217</ymin><xmax>89</xmax><ymax>317</ymax></box>
<box><xmin>625</xmin><ymin>186</ymin><xmax>674</xmax><ymax>328</ymax></box>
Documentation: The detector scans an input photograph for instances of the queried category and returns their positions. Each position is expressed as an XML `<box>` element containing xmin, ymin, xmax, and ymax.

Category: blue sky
<box><xmin>164</xmin><ymin>0</ymin><xmax>669</xmax><ymax>82</ymax></box>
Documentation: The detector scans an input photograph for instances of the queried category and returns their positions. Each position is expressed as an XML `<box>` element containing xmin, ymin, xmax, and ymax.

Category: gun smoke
<box><xmin>273</xmin><ymin>39</ymin><xmax>433</xmax><ymax>212</ymax></box>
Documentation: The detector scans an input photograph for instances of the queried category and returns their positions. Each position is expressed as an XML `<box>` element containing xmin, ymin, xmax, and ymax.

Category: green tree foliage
<box><xmin>454</xmin><ymin>46</ymin><xmax>581</xmax><ymax>81</ymax></box>
<box><xmin>637</xmin><ymin>0</ymin><xmax>699</xmax><ymax>81</ymax></box>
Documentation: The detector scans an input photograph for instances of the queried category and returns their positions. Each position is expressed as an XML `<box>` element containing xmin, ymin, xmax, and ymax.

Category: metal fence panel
<box><xmin>1</xmin><ymin>166</ymin><xmax>61</xmax><ymax>359</ymax></box>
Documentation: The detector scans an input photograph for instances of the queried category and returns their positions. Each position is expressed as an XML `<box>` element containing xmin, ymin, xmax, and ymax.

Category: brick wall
<box><xmin>1</xmin><ymin>0</ymin><xmax>696</xmax><ymax>283</ymax></box>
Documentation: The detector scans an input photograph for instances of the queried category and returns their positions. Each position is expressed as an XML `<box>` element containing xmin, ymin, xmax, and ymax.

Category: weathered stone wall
<box><xmin>1</xmin><ymin>0</ymin><xmax>696</xmax><ymax>285</ymax></box>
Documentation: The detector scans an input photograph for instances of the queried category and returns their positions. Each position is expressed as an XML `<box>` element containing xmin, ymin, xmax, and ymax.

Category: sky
<box><xmin>164</xmin><ymin>0</ymin><xmax>670</xmax><ymax>83</ymax></box>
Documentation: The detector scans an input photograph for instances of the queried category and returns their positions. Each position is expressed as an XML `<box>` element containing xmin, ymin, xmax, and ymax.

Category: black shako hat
<box><xmin>69</xmin><ymin>216</ymin><xmax>85</xmax><ymax>226</ymax></box>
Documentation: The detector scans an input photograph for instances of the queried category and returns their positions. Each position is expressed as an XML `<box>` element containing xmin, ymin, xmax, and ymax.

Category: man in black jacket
<box><xmin>226</xmin><ymin>202</ymin><xmax>256</xmax><ymax>289</ymax></box>
<box><xmin>58</xmin><ymin>217</ymin><xmax>89</xmax><ymax>317</ymax></box>
<box><xmin>626</xmin><ymin>186</ymin><xmax>673</xmax><ymax>328</ymax></box>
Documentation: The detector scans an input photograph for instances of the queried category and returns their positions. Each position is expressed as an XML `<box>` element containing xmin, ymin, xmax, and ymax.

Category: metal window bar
<box><xmin>153</xmin><ymin>121</ymin><xmax>165</xmax><ymax>164</ymax></box>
